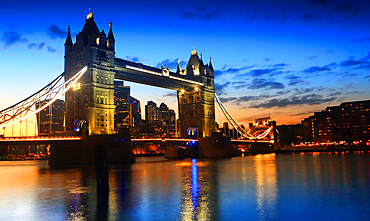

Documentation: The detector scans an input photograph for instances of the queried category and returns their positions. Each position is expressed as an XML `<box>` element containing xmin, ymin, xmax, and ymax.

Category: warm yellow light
<box><xmin>96</xmin><ymin>37</ymin><xmax>100</xmax><ymax>45</ymax></box>
<box><xmin>181</xmin><ymin>89</ymin><xmax>185</xmax><ymax>94</ymax></box>
<box><xmin>87</xmin><ymin>8</ymin><xmax>93</xmax><ymax>19</ymax></box>
<box><xmin>195</xmin><ymin>87</ymin><xmax>199</xmax><ymax>92</ymax></box>
<box><xmin>191</xmin><ymin>46</ymin><xmax>197</xmax><ymax>55</ymax></box>
<box><xmin>73</xmin><ymin>83</ymin><xmax>81</xmax><ymax>91</ymax></box>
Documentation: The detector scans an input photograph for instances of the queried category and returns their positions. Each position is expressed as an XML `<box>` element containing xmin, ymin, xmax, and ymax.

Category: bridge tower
<box><xmin>64</xmin><ymin>10</ymin><xmax>116</xmax><ymax>135</ymax></box>
<box><xmin>177</xmin><ymin>48</ymin><xmax>216</xmax><ymax>138</ymax></box>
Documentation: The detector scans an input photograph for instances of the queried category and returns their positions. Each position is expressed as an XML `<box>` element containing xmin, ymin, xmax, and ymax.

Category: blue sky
<box><xmin>1</xmin><ymin>0</ymin><xmax>370</xmax><ymax>127</ymax></box>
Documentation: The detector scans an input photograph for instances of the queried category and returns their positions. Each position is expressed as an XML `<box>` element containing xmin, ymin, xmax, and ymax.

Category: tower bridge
<box><xmin>64</xmin><ymin>10</ymin><xmax>216</xmax><ymax>139</ymax></box>
<box><xmin>0</xmin><ymin>10</ymin><xmax>276</xmax><ymax>163</ymax></box>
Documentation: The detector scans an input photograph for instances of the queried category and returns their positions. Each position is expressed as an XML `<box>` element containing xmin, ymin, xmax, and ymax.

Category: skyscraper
<box><xmin>114</xmin><ymin>81</ymin><xmax>130</xmax><ymax>129</ymax></box>
<box><xmin>145</xmin><ymin>101</ymin><xmax>162</xmax><ymax>128</ymax></box>
<box><xmin>36</xmin><ymin>99</ymin><xmax>65</xmax><ymax>135</ymax></box>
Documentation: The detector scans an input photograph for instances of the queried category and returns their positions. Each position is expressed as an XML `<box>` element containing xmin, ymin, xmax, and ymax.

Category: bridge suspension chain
<box><xmin>215</xmin><ymin>93</ymin><xmax>272</xmax><ymax>140</ymax></box>
<box><xmin>0</xmin><ymin>66</ymin><xmax>88</xmax><ymax>128</ymax></box>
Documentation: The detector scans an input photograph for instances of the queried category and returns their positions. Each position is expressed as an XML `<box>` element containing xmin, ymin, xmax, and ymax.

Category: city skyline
<box><xmin>1</xmin><ymin>0</ymin><xmax>370</xmax><ymax>127</ymax></box>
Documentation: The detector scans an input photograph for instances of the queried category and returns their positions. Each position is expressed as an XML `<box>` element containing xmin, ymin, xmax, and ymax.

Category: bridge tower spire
<box><xmin>64</xmin><ymin>10</ymin><xmax>116</xmax><ymax>135</ymax></box>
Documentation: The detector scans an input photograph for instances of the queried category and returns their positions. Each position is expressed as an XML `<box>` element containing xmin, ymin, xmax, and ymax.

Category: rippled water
<box><xmin>1</xmin><ymin>152</ymin><xmax>370</xmax><ymax>220</ymax></box>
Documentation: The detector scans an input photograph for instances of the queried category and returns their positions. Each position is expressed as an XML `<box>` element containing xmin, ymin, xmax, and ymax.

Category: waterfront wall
<box><xmin>49</xmin><ymin>133</ymin><xmax>135</xmax><ymax>165</ymax></box>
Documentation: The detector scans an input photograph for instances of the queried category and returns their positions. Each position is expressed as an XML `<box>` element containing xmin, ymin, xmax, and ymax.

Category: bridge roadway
<box><xmin>0</xmin><ymin>136</ymin><xmax>272</xmax><ymax>145</ymax></box>
<box><xmin>0</xmin><ymin>136</ymin><xmax>200</xmax><ymax>147</ymax></box>
<box><xmin>0</xmin><ymin>136</ymin><xmax>81</xmax><ymax>146</ymax></box>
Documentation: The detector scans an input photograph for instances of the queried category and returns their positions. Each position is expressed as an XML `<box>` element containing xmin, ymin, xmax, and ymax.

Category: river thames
<box><xmin>1</xmin><ymin>152</ymin><xmax>370</xmax><ymax>220</ymax></box>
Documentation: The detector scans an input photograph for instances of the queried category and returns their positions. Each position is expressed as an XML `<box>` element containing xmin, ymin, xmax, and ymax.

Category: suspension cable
<box><xmin>0</xmin><ymin>66</ymin><xmax>88</xmax><ymax>128</ymax></box>
<box><xmin>215</xmin><ymin>93</ymin><xmax>272</xmax><ymax>140</ymax></box>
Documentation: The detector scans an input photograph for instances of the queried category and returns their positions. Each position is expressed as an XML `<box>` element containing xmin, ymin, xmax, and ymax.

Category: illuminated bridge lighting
<box><xmin>126</xmin><ymin>65</ymin><xmax>162</xmax><ymax>76</ymax></box>
<box><xmin>131</xmin><ymin>138</ymin><xmax>198</xmax><ymax>142</ymax></box>
<box><xmin>231</xmin><ymin>139</ymin><xmax>274</xmax><ymax>143</ymax></box>
<box><xmin>125</xmin><ymin>66</ymin><xmax>204</xmax><ymax>86</ymax></box>
<box><xmin>0</xmin><ymin>136</ymin><xmax>82</xmax><ymax>142</ymax></box>
<box><xmin>168</xmin><ymin>76</ymin><xmax>203</xmax><ymax>86</ymax></box>
<box><xmin>0</xmin><ymin>66</ymin><xmax>88</xmax><ymax>128</ymax></box>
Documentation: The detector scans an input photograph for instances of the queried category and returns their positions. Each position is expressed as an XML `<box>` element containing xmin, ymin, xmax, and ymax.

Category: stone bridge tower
<box><xmin>177</xmin><ymin>48</ymin><xmax>216</xmax><ymax>138</ymax></box>
<box><xmin>64</xmin><ymin>10</ymin><xmax>115</xmax><ymax>135</ymax></box>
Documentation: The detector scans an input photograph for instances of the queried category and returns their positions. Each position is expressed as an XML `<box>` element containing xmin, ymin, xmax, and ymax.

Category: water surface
<box><xmin>1</xmin><ymin>152</ymin><xmax>370</xmax><ymax>220</ymax></box>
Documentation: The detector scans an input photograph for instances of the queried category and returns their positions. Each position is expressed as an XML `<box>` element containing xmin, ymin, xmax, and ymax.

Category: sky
<box><xmin>1</xmin><ymin>0</ymin><xmax>370</xmax><ymax>131</ymax></box>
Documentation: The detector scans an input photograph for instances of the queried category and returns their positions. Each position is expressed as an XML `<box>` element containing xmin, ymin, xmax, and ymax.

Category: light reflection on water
<box><xmin>1</xmin><ymin>153</ymin><xmax>370</xmax><ymax>220</ymax></box>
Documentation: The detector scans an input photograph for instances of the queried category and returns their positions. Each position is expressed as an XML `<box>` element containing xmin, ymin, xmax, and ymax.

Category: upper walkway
<box><xmin>115</xmin><ymin>58</ymin><xmax>203</xmax><ymax>90</ymax></box>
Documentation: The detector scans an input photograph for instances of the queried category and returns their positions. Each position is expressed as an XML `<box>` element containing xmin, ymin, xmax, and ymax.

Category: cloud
<box><xmin>219</xmin><ymin>90</ymin><xmax>290</xmax><ymax>105</ymax></box>
<box><xmin>289</xmin><ymin>111</ymin><xmax>315</xmax><ymax>116</ymax></box>
<box><xmin>201</xmin><ymin>11</ymin><xmax>219</xmax><ymax>20</ymax></box>
<box><xmin>156</xmin><ymin>59</ymin><xmax>186</xmax><ymax>71</ymax></box>
<box><xmin>309</xmin><ymin>56</ymin><xmax>317</xmax><ymax>60</ymax></box>
<box><xmin>28</xmin><ymin>42</ymin><xmax>45</xmax><ymax>50</ymax></box>
<box><xmin>248</xmin><ymin>78</ymin><xmax>284</xmax><ymax>90</ymax></box>
<box><xmin>181</xmin><ymin>7</ymin><xmax>219</xmax><ymax>21</ymax></box>
<box><xmin>214</xmin><ymin>65</ymin><xmax>255</xmax><ymax>78</ymax></box>
<box><xmin>298</xmin><ymin>13</ymin><xmax>318</xmax><ymax>22</ymax></box>
<box><xmin>332</xmin><ymin>3</ymin><xmax>360</xmax><ymax>15</ymax></box>
<box><xmin>244</xmin><ymin>8</ymin><xmax>287</xmax><ymax>24</ymax></box>
<box><xmin>293</xmin><ymin>87</ymin><xmax>316</xmax><ymax>95</ymax></box>
<box><xmin>219</xmin><ymin>97</ymin><xmax>237</xmax><ymax>103</ymax></box>
<box><xmin>328</xmin><ymin>92</ymin><xmax>341</xmax><ymax>96</ymax></box>
<box><xmin>125</xmin><ymin>56</ymin><xmax>140</xmax><ymax>63</ymax></box>
<box><xmin>237</xmin><ymin>63</ymin><xmax>288</xmax><ymax>78</ymax></box>
<box><xmin>340</xmin><ymin>59</ymin><xmax>366</xmax><ymax>67</ymax></box>
<box><xmin>286</xmin><ymin>74</ymin><xmax>306</xmax><ymax>86</ymax></box>
<box><xmin>326</xmin><ymin>49</ymin><xmax>334</xmax><ymax>54</ymax></box>
<box><xmin>309</xmin><ymin>0</ymin><xmax>331</xmax><ymax>6</ymax></box>
<box><xmin>215</xmin><ymin>81</ymin><xmax>230</xmax><ymax>95</ymax></box>
<box><xmin>47</xmin><ymin>46</ymin><xmax>56</xmax><ymax>53</ymax></box>
<box><xmin>303</xmin><ymin>65</ymin><xmax>331</xmax><ymax>73</ymax></box>
<box><xmin>353</xmin><ymin>36</ymin><xmax>370</xmax><ymax>43</ymax></box>
<box><xmin>250</xmin><ymin>94</ymin><xmax>338</xmax><ymax>109</ymax></box>
<box><xmin>1</xmin><ymin>31</ymin><xmax>28</xmax><ymax>48</ymax></box>
<box><xmin>163</xmin><ymin>92</ymin><xmax>177</xmax><ymax>97</ymax></box>
<box><xmin>361</xmin><ymin>52</ymin><xmax>370</xmax><ymax>61</ymax></box>
<box><xmin>273</xmin><ymin>63</ymin><xmax>288</xmax><ymax>69</ymax></box>
<box><xmin>232</xmin><ymin>81</ymin><xmax>248</xmax><ymax>90</ymax></box>
<box><xmin>265</xmin><ymin>58</ymin><xmax>271</xmax><ymax>61</ymax></box>
<box><xmin>47</xmin><ymin>24</ymin><xmax>67</xmax><ymax>39</ymax></box>
<box><xmin>346</xmin><ymin>91</ymin><xmax>367</xmax><ymax>94</ymax></box>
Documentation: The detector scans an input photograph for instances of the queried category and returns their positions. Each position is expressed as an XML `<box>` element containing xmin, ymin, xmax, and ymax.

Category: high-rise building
<box><xmin>169</xmin><ymin>109</ymin><xmax>176</xmax><ymax>134</ymax></box>
<box><xmin>144</xmin><ymin>101</ymin><xmax>177</xmax><ymax>137</ymax></box>
<box><xmin>145</xmin><ymin>101</ymin><xmax>162</xmax><ymax>127</ymax></box>
<box><xmin>36</xmin><ymin>99</ymin><xmax>65</xmax><ymax>135</ymax></box>
<box><xmin>159</xmin><ymin>102</ymin><xmax>177</xmax><ymax>135</ymax></box>
<box><xmin>159</xmin><ymin>103</ymin><xmax>170</xmax><ymax>133</ymax></box>
<box><xmin>114</xmin><ymin>81</ymin><xmax>130</xmax><ymax>128</ymax></box>
<box><xmin>302</xmin><ymin>100</ymin><xmax>370</xmax><ymax>143</ymax></box>
<box><xmin>129</xmin><ymin>96</ymin><xmax>142</xmax><ymax>131</ymax></box>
